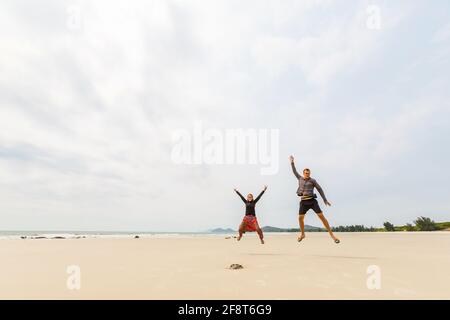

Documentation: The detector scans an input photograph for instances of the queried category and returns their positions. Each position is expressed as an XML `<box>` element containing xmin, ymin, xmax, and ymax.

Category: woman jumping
<box><xmin>234</xmin><ymin>185</ymin><xmax>267</xmax><ymax>244</ymax></box>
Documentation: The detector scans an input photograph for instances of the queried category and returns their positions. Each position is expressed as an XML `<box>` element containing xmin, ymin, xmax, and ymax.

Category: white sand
<box><xmin>0</xmin><ymin>232</ymin><xmax>449</xmax><ymax>299</ymax></box>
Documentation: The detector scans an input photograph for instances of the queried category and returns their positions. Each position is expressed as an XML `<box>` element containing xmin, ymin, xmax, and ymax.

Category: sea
<box><xmin>0</xmin><ymin>230</ymin><xmax>232</xmax><ymax>240</ymax></box>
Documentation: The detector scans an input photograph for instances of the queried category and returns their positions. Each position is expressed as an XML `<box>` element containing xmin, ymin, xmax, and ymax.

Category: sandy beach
<box><xmin>0</xmin><ymin>232</ymin><xmax>449</xmax><ymax>300</ymax></box>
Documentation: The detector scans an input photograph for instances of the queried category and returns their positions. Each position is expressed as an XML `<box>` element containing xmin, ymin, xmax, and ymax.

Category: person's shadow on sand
<box><xmin>308</xmin><ymin>254</ymin><xmax>376</xmax><ymax>260</ymax></box>
<box><xmin>246</xmin><ymin>253</ymin><xmax>289</xmax><ymax>256</ymax></box>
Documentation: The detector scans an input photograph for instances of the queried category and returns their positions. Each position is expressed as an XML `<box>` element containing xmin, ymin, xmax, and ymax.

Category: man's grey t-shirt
<box><xmin>291</xmin><ymin>163</ymin><xmax>328</xmax><ymax>202</ymax></box>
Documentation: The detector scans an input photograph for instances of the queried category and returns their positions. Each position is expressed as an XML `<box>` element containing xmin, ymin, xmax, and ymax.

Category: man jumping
<box><xmin>289</xmin><ymin>155</ymin><xmax>340</xmax><ymax>244</ymax></box>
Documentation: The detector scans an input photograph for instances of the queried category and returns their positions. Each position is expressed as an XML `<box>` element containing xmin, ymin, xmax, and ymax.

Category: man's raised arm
<box><xmin>289</xmin><ymin>155</ymin><xmax>301</xmax><ymax>179</ymax></box>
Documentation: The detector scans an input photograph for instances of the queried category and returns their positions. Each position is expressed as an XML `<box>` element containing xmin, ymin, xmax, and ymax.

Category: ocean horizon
<box><xmin>0</xmin><ymin>230</ymin><xmax>225</xmax><ymax>240</ymax></box>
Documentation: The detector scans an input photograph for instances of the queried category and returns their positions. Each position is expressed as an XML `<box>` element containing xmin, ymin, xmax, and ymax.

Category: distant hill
<box><xmin>209</xmin><ymin>225</ymin><xmax>321</xmax><ymax>233</ymax></box>
<box><xmin>209</xmin><ymin>228</ymin><xmax>236</xmax><ymax>233</ymax></box>
<box><xmin>262</xmin><ymin>225</ymin><xmax>321</xmax><ymax>232</ymax></box>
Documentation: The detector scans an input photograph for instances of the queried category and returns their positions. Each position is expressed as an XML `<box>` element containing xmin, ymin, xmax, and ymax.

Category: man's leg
<box><xmin>316</xmin><ymin>213</ymin><xmax>339</xmax><ymax>242</ymax></box>
<box><xmin>298</xmin><ymin>214</ymin><xmax>306</xmax><ymax>241</ymax></box>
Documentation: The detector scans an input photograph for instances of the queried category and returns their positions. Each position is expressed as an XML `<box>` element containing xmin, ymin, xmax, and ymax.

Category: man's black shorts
<box><xmin>299</xmin><ymin>199</ymin><xmax>322</xmax><ymax>215</ymax></box>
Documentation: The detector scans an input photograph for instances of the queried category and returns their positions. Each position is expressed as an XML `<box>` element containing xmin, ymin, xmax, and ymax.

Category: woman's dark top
<box><xmin>235</xmin><ymin>190</ymin><xmax>265</xmax><ymax>216</ymax></box>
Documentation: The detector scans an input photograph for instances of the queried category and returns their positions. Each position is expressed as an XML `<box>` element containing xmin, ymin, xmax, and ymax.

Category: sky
<box><xmin>0</xmin><ymin>0</ymin><xmax>449</xmax><ymax>231</ymax></box>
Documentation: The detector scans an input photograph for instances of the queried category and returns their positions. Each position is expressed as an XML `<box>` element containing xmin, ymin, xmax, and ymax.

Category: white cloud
<box><xmin>0</xmin><ymin>0</ymin><xmax>449</xmax><ymax>230</ymax></box>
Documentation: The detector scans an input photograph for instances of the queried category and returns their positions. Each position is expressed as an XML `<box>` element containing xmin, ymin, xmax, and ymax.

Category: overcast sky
<box><xmin>1</xmin><ymin>0</ymin><xmax>449</xmax><ymax>231</ymax></box>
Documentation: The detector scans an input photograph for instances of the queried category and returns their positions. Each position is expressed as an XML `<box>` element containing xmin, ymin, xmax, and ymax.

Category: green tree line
<box><xmin>330</xmin><ymin>217</ymin><xmax>449</xmax><ymax>232</ymax></box>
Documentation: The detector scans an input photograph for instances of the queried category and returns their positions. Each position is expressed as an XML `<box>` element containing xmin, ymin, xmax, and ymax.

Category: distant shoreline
<box><xmin>1</xmin><ymin>220</ymin><xmax>448</xmax><ymax>240</ymax></box>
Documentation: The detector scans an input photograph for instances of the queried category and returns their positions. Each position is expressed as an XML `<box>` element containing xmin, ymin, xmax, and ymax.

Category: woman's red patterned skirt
<box><xmin>241</xmin><ymin>215</ymin><xmax>258</xmax><ymax>232</ymax></box>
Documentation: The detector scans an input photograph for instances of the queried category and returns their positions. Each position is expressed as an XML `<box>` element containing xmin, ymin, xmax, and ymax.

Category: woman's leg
<box><xmin>237</xmin><ymin>222</ymin><xmax>245</xmax><ymax>241</ymax></box>
<box><xmin>255</xmin><ymin>222</ymin><xmax>264</xmax><ymax>244</ymax></box>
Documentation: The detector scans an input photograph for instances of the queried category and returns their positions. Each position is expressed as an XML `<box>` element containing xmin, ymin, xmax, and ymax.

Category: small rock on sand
<box><xmin>134</xmin><ymin>235</ymin><xmax>140</xmax><ymax>239</ymax></box>
<box><xmin>229</xmin><ymin>264</ymin><xmax>244</xmax><ymax>270</ymax></box>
